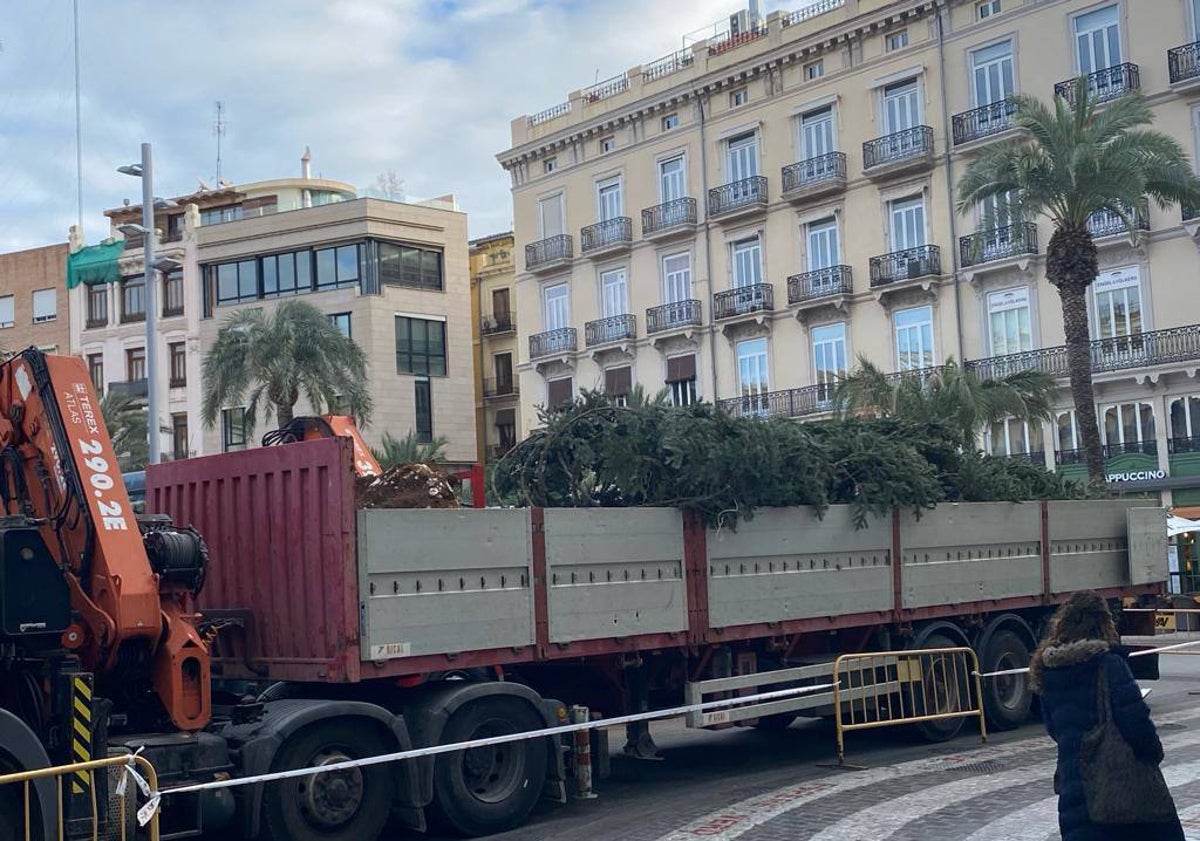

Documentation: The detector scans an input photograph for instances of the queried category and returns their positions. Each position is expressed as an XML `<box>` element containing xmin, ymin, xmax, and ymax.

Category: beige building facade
<box><xmin>499</xmin><ymin>0</ymin><xmax>1200</xmax><ymax>508</ymax></box>
<box><xmin>470</xmin><ymin>233</ymin><xmax>520</xmax><ymax>462</ymax></box>
<box><xmin>0</xmin><ymin>243</ymin><xmax>71</xmax><ymax>355</ymax></box>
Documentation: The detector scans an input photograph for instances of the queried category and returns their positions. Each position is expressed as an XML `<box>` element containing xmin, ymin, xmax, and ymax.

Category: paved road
<box><xmin>417</xmin><ymin>655</ymin><xmax>1200</xmax><ymax>841</ymax></box>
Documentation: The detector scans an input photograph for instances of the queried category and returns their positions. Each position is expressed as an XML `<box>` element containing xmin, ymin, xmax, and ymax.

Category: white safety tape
<box><xmin>114</xmin><ymin>746</ymin><xmax>161</xmax><ymax>826</ymax></box>
<box><xmin>974</xmin><ymin>637</ymin><xmax>1200</xmax><ymax>679</ymax></box>
<box><xmin>142</xmin><ymin>681</ymin><xmax>838</xmax><ymax>802</ymax></box>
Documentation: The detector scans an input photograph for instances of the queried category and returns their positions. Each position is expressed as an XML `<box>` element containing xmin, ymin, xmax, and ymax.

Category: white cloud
<box><xmin>0</xmin><ymin>0</ymin><xmax>806</xmax><ymax>250</ymax></box>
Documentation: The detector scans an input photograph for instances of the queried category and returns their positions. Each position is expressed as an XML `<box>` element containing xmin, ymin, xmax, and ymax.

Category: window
<box><xmin>86</xmin><ymin>285</ymin><xmax>108</xmax><ymax>327</ymax></box>
<box><xmin>494</xmin><ymin>353</ymin><xmax>514</xmax><ymax>394</ymax></box>
<box><xmin>886</xmin><ymin>30</ymin><xmax>909</xmax><ymax>51</ymax></box>
<box><xmin>726</xmin><ymin>132</ymin><xmax>759</xmax><ymax>181</ymax></box>
<box><xmin>972</xmin><ymin>41</ymin><xmax>1015</xmax><ymax>106</ymax></box>
<box><xmin>120</xmin><ymin>276</ymin><xmax>146</xmax><ymax>322</ymax></box>
<box><xmin>666</xmin><ymin>354</ymin><xmax>697</xmax><ymax>407</ymax></box>
<box><xmin>1193</xmin><ymin>0</ymin><xmax>1200</xmax><ymax>40</ymax></box>
<box><xmin>988</xmin><ymin>418</ymin><xmax>1044</xmax><ymax>457</ymax></box>
<box><xmin>604</xmin><ymin>366</ymin><xmax>632</xmax><ymax>406</ymax></box>
<box><xmin>315</xmin><ymin>244</ymin><xmax>359</xmax><ymax>291</ymax></box>
<box><xmin>87</xmin><ymin>354</ymin><xmax>104</xmax><ymax>394</ymax></box>
<box><xmin>600</xmin><ymin>136</ymin><xmax>615</xmax><ymax>154</ymax></box>
<box><xmin>261</xmin><ymin>250</ymin><xmax>313</xmax><ymax>298</ymax></box>
<box><xmin>162</xmin><ymin>270</ymin><xmax>184</xmax><ymax>316</ymax></box>
<box><xmin>1074</xmin><ymin>5</ymin><xmax>1121</xmax><ymax>74</ymax></box>
<box><xmin>495</xmin><ymin>408</ymin><xmax>517</xmax><ymax>451</ymax></box>
<box><xmin>987</xmin><ymin>287</ymin><xmax>1033</xmax><ymax>356</ymax></box>
<box><xmin>732</xmin><ymin>237</ymin><xmax>763</xmax><ymax>289</ymax></box>
<box><xmin>599</xmin><ymin>268</ymin><xmax>628</xmax><ymax>318</ymax></box>
<box><xmin>730</xmin><ymin>87</ymin><xmax>748</xmax><ymax>107</ymax></box>
<box><xmin>659</xmin><ymin>156</ymin><xmax>686</xmax><ymax>203</ymax></box>
<box><xmin>222</xmin><ymin>408</ymin><xmax>249</xmax><ymax>452</ymax></box>
<box><xmin>414</xmin><ymin>379</ymin><xmax>433</xmax><ymax>443</ymax></box>
<box><xmin>395</xmin><ymin>316</ymin><xmax>447</xmax><ymax>376</ymax></box>
<box><xmin>0</xmin><ymin>295</ymin><xmax>12</xmax><ymax>328</ymax></box>
<box><xmin>1093</xmin><ymin>267</ymin><xmax>1142</xmax><ymax>340</ymax></box>
<box><xmin>32</xmin><ymin>289</ymin><xmax>56</xmax><ymax>323</ymax></box>
<box><xmin>126</xmin><ymin>347</ymin><xmax>146</xmax><ymax>382</ymax></box>
<box><xmin>1057</xmin><ymin>409</ymin><xmax>1080</xmax><ymax>453</ymax></box>
<box><xmin>328</xmin><ymin>312</ymin><xmax>351</xmax><ymax>338</ymax></box>
<box><xmin>1171</xmin><ymin>396</ymin><xmax>1200</xmax><ymax>444</ymax></box>
<box><xmin>737</xmin><ymin>338</ymin><xmax>770</xmax><ymax>412</ymax></box>
<box><xmin>168</xmin><ymin>342</ymin><xmax>187</xmax><ymax>387</ymax></box>
<box><xmin>662</xmin><ymin>113</ymin><xmax>679</xmax><ymax>131</ymax></box>
<box><xmin>491</xmin><ymin>289</ymin><xmax>511</xmax><ymax>326</ymax></box>
<box><xmin>662</xmin><ymin>252</ymin><xmax>692</xmax><ymax>304</ymax></box>
<box><xmin>894</xmin><ymin>306</ymin><xmax>934</xmax><ymax>371</ymax></box>
<box><xmin>806</xmin><ymin>218</ymin><xmax>840</xmax><ymax>271</ymax></box>
<box><xmin>812</xmin><ymin>323</ymin><xmax>847</xmax><ymax>402</ymax></box>
<box><xmin>547</xmin><ymin>377</ymin><xmax>574</xmax><ymax>408</ymax></box>
<box><xmin>978</xmin><ymin>0</ymin><xmax>1001</xmax><ymax>19</ymax></box>
<box><xmin>200</xmin><ymin>205</ymin><xmax>243</xmax><ymax>225</ymax></box>
<box><xmin>596</xmin><ymin>178</ymin><xmax>623</xmax><ymax>221</ymax></box>
<box><xmin>538</xmin><ymin>194</ymin><xmax>565</xmax><ymax>238</ymax></box>
<box><xmin>379</xmin><ymin>242</ymin><xmax>443</xmax><ymax>290</ymax></box>
<box><xmin>805</xmin><ymin>60</ymin><xmax>824</xmax><ymax>80</ymax></box>
<box><xmin>800</xmin><ymin>106</ymin><xmax>835</xmax><ymax>159</ymax></box>
<box><xmin>1102</xmin><ymin>401</ymin><xmax>1155</xmax><ymax>452</ymax></box>
<box><xmin>214</xmin><ymin>260</ymin><xmax>259</xmax><ymax>305</ymax></box>
<box><xmin>544</xmin><ymin>283</ymin><xmax>570</xmax><ymax>330</ymax></box>
<box><xmin>883</xmin><ymin>79</ymin><xmax>920</xmax><ymax>134</ymax></box>
<box><xmin>544</xmin><ymin>157</ymin><xmax>558</xmax><ymax>174</ymax></box>
<box><xmin>171</xmin><ymin>413</ymin><xmax>189</xmax><ymax>461</ymax></box>
<box><xmin>890</xmin><ymin>196</ymin><xmax>927</xmax><ymax>250</ymax></box>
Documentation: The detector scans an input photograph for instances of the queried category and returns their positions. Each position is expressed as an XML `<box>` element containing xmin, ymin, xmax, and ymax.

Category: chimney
<box><xmin>301</xmin><ymin>146</ymin><xmax>312</xmax><ymax>179</ymax></box>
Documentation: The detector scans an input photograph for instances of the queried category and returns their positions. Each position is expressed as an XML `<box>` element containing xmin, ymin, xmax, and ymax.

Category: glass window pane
<box><xmin>316</xmin><ymin>249</ymin><xmax>336</xmax><ymax>287</ymax></box>
<box><xmin>238</xmin><ymin>260</ymin><xmax>257</xmax><ymax>298</ymax></box>
<box><xmin>337</xmin><ymin>245</ymin><xmax>359</xmax><ymax>282</ymax></box>
<box><xmin>262</xmin><ymin>256</ymin><xmax>278</xmax><ymax>295</ymax></box>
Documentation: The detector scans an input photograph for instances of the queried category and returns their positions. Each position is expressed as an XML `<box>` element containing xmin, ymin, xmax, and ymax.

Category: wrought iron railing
<box><xmin>959</xmin><ymin>222</ymin><xmax>1039</xmax><ymax>267</ymax></box>
<box><xmin>966</xmin><ymin>324</ymin><xmax>1200</xmax><ymax>380</ymax></box>
<box><xmin>1055</xmin><ymin>448</ymin><xmax>1087</xmax><ymax>466</ymax></box>
<box><xmin>869</xmin><ymin>245</ymin><xmax>942</xmax><ymax>286</ymax></box>
<box><xmin>783</xmin><ymin>0</ymin><xmax>844</xmax><ymax>26</ymax></box>
<box><xmin>1169</xmin><ymin>42</ymin><xmax>1200</xmax><ymax>85</ymax></box>
<box><xmin>109</xmin><ymin>379</ymin><xmax>148</xmax><ymax>399</ymax></box>
<box><xmin>781</xmin><ymin>152</ymin><xmax>847</xmax><ymax>194</ymax></box>
<box><xmin>529</xmin><ymin>327</ymin><xmax>577</xmax><ymax>359</ymax></box>
<box><xmin>584</xmin><ymin>74</ymin><xmax>629</xmax><ymax>103</ymax></box>
<box><xmin>646</xmin><ymin>300</ymin><xmax>702</xmax><ymax>334</ymax></box>
<box><xmin>643</xmin><ymin>49</ymin><xmax>694</xmax><ymax>82</ymax></box>
<box><xmin>483</xmin><ymin>378</ymin><xmax>519</xmax><ymax>398</ymax></box>
<box><xmin>966</xmin><ymin>346</ymin><xmax>1067</xmax><ymax>381</ymax></box>
<box><xmin>997</xmin><ymin>450</ymin><xmax>1046</xmax><ymax>466</ymax></box>
<box><xmin>1087</xmin><ymin>205</ymin><xmax>1150</xmax><ymax>238</ymax></box>
<box><xmin>581</xmin><ymin>217</ymin><xmax>633</xmax><ymax>253</ymax></box>
<box><xmin>1169</xmin><ymin>436</ymin><xmax>1200</xmax><ymax>455</ymax></box>
<box><xmin>585</xmin><ymin>314</ymin><xmax>637</xmax><ymax>346</ymax></box>
<box><xmin>707</xmin><ymin>176</ymin><xmax>768</xmax><ymax>217</ymax></box>
<box><xmin>708</xmin><ymin>26</ymin><xmax>767</xmax><ymax>56</ymax></box>
<box><xmin>952</xmin><ymin>99</ymin><xmax>1018</xmax><ymax>145</ymax></box>
<box><xmin>787</xmin><ymin>266</ymin><xmax>852</xmax><ymax>304</ymax></box>
<box><xmin>525</xmin><ymin>234</ymin><xmax>573</xmax><ymax>270</ymax></box>
<box><xmin>482</xmin><ymin>314</ymin><xmax>515</xmax><ymax>335</ymax></box>
<box><xmin>642</xmin><ymin>198</ymin><xmax>697</xmax><ymax>234</ymax></box>
<box><xmin>528</xmin><ymin>101</ymin><xmax>571</xmax><ymax>126</ymax></box>
<box><xmin>717</xmin><ymin>384</ymin><xmax>836</xmax><ymax>419</ymax></box>
<box><xmin>1105</xmin><ymin>440</ymin><xmax>1158</xmax><ymax>457</ymax></box>
<box><xmin>1054</xmin><ymin>62</ymin><xmax>1140</xmax><ymax>105</ymax></box>
<box><xmin>713</xmin><ymin>284</ymin><xmax>773</xmax><ymax>320</ymax></box>
<box><xmin>863</xmin><ymin>126</ymin><xmax>934</xmax><ymax>169</ymax></box>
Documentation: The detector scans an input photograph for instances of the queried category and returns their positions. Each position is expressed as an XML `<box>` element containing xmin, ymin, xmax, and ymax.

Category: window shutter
<box><xmin>547</xmin><ymin>378</ymin><xmax>573</xmax><ymax>407</ymax></box>
<box><xmin>666</xmin><ymin>354</ymin><xmax>696</xmax><ymax>383</ymax></box>
<box><xmin>33</xmin><ymin>289</ymin><xmax>56</xmax><ymax>321</ymax></box>
<box><xmin>494</xmin><ymin>408</ymin><xmax>516</xmax><ymax>427</ymax></box>
<box><xmin>605</xmin><ymin>366</ymin><xmax>632</xmax><ymax>396</ymax></box>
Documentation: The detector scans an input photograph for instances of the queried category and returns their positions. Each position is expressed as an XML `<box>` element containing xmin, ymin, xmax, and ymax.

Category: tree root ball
<box><xmin>356</xmin><ymin>463</ymin><xmax>461</xmax><ymax>509</ymax></box>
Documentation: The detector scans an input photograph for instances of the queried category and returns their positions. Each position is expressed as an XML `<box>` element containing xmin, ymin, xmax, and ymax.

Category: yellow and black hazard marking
<box><xmin>69</xmin><ymin>675</ymin><xmax>92</xmax><ymax>795</ymax></box>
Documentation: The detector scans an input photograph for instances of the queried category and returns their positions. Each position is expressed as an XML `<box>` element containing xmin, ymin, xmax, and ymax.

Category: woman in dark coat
<box><xmin>1030</xmin><ymin>591</ymin><xmax>1183</xmax><ymax>841</ymax></box>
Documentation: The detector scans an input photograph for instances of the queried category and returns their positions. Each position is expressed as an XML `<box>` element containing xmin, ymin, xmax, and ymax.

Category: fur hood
<box><xmin>1040</xmin><ymin>639</ymin><xmax>1111</xmax><ymax>669</ymax></box>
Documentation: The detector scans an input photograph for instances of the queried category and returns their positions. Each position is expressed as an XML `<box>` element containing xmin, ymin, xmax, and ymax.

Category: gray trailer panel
<box><xmin>1047</xmin><ymin>500</ymin><xmax>1138</xmax><ymax>594</ymax></box>
<box><xmin>1127</xmin><ymin>507</ymin><xmax>1168</xmax><ymax>586</ymax></box>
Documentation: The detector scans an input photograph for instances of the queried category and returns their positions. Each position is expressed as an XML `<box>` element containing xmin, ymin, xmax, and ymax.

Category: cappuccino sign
<box><xmin>1107</xmin><ymin>469</ymin><xmax>1167</xmax><ymax>483</ymax></box>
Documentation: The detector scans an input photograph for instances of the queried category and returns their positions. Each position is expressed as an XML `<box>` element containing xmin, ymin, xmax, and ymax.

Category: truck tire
<box><xmin>979</xmin><ymin>630</ymin><xmax>1033</xmax><ymax>731</ymax></box>
<box><xmin>261</xmin><ymin>720</ymin><xmax>392</xmax><ymax>841</ymax></box>
<box><xmin>912</xmin><ymin>634</ymin><xmax>967</xmax><ymax>743</ymax></box>
<box><xmin>0</xmin><ymin>785</ymin><xmax>19</xmax><ymax>841</ymax></box>
<box><xmin>429</xmin><ymin>696</ymin><xmax>548</xmax><ymax>836</ymax></box>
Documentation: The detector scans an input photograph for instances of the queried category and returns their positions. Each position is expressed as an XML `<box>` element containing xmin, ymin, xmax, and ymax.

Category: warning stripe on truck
<box><xmin>71</xmin><ymin>675</ymin><xmax>92</xmax><ymax>795</ymax></box>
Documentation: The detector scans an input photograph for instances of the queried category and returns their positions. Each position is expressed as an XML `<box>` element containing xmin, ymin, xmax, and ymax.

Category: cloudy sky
<box><xmin>0</xmin><ymin>0</ymin><xmax>815</xmax><ymax>252</ymax></box>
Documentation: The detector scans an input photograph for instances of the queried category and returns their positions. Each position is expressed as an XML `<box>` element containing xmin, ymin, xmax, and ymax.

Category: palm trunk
<box><xmin>1059</xmin><ymin>284</ymin><xmax>1105</xmax><ymax>485</ymax></box>
<box><xmin>276</xmin><ymin>404</ymin><xmax>294</xmax><ymax>429</ymax></box>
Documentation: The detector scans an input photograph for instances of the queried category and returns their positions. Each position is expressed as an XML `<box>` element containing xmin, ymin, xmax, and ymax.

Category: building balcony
<box><xmin>952</xmin><ymin>100</ymin><xmax>1018</xmax><ymax>147</ymax></box>
<box><xmin>529</xmin><ymin>327</ymin><xmax>577</xmax><ymax>359</ymax></box>
<box><xmin>1169</xmin><ymin>42</ymin><xmax>1200</xmax><ymax>91</ymax></box>
<box><xmin>966</xmin><ymin>346</ymin><xmax>1068</xmax><ymax>382</ymax></box>
<box><xmin>959</xmin><ymin>222</ymin><xmax>1039</xmax><ymax>269</ymax></box>
<box><xmin>646</xmin><ymin>299</ymin><xmax>702</xmax><ymax>335</ymax></box>
<box><xmin>487</xmin><ymin>443</ymin><xmax>516</xmax><ymax>460</ymax></box>
<box><xmin>713</xmin><ymin>284</ymin><xmax>773</xmax><ymax>322</ymax></box>
<box><xmin>869</xmin><ymin>245</ymin><xmax>942</xmax><ymax>289</ymax></box>
<box><xmin>85</xmin><ymin>315</ymin><xmax>108</xmax><ymax>330</ymax></box>
<box><xmin>109</xmin><ymin>379</ymin><xmax>148</xmax><ymax>399</ymax></box>
<box><xmin>584</xmin><ymin>314</ymin><xmax>636</xmax><ymax>347</ymax></box>
<box><xmin>707</xmin><ymin>176</ymin><xmax>768</xmax><ymax>222</ymax></box>
<box><xmin>642</xmin><ymin>198</ymin><xmax>698</xmax><ymax>241</ymax></box>
<box><xmin>998</xmin><ymin>450</ymin><xmax>1047</xmax><ymax>466</ymax></box>
<box><xmin>862</xmin><ymin>126</ymin><xmax>935</xmax><ymax>180</ymax></box>
<box><xmin>482</xmin><ymin>314</ymin><xmax>515</xmax><ymax>335</ymax></box>
<box><xmin>525</xmin><ymin>234</ymin><xmax>573</xmax><ymax>274</ymax></box>
<box><xmin>482</xmin><ymin>378</ymin><xmax>519</xmax><ymax>399</ymax></box>
<box><xmin>1170</xmin><ymin>436</ymin><xmax>1200</xmax><ymax>455</ymax></box>
<box><xmin>788</xmin><ymin>266</ymin><xmax>852</xmax><ymax>304</ymax></box>
<box><xmin>780</xmin><ymin>152</ymin><xmax>847</xmax><ymax>203</ymax></box>
<box><xmin>717</xmin><ymin>384</ymin><xmax>836</xmax><ymax>420</ymax></box>
<box><xmin>581</xmin><ymin>217</ymin><xmax>633</xmax><ymax>259</ymax></box>
<box><xmin>1055</xmin><ymin>63</ymin><xmax>1140</xmax><ymax>105</ymax></box>
<box><xmin>120</xmin><ymin>310</ymin><xmax>146</xmax><ymax>324</ymax></box>
<box><xmin>1087</xmin><ymin>205</ymin><xmax>1149</xmax><ymax>241</ymax></box>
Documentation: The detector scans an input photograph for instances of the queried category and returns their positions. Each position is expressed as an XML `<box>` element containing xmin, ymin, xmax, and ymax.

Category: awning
<box><xmin>66</xmin><ymin>241</ymin><xmax>125</xmax><ymax>288</ymax></box>
<box><xmin>1169</xmin><ymin>515</ymin><xmax>1200</xmax><ymax>537</ymax></box>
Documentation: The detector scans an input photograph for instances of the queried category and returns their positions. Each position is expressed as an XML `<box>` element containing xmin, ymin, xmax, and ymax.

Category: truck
<box><xmin>0</xmin><ymin>347</ymin><xmax>1168</xmax><ymax>841</ymax></box>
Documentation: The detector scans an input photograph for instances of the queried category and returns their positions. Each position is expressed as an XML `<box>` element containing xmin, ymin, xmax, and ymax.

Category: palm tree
<box><xmin>834</xmin><ymin>356</ymin><xmax>1056</xmax><ymax>451</ymax></box>
<box><xmin>957</xmin><ymin>80</ymin><xmax>1200</xmax><ymax>484</ymax></box>
<box><xmin>371</xmin><ymin>430</ymin><xmax>448</xmax><ymax>467</ymax></box>
<box><xmin>201</xmin><ymin>300</ymin><xmax>372</xmax><ymax>433</ymax></box>
<box><xmin>100</xmin><ymin>391</ymin><xmax>149</xmax><ymax>472</ymax></box>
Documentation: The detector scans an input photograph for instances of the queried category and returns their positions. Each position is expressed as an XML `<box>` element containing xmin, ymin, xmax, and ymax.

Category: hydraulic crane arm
<box><xmin>0</xmin><ymin>349</ymin><xmax>210</xmax><ymax>731</ymax></box>
<box><xmin>262</xmin><ymin>414</ymin><xmax>382</xmax><ymax>477</ymax></box>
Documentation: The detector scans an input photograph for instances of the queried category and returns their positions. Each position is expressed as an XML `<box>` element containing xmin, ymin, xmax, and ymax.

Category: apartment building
<box><xmin>470</xmin><ymin>233</ymin><xmax>520</xmax><ymax>461</ymax></box>
<box><xmin>498</xmin><ymin>0</ymin><xmax>1200</xmax><ymax>510</ymax></box>
<box><xmin>0</xmin><ymin>243</ymin><xmax>70</xmax><ymax>354</ymax></box>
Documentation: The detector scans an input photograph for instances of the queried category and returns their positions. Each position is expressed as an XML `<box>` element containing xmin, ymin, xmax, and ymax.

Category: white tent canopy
<box><xmin>1169</xmin><ymin>515</ymin><xmax>1200</xmax><ymax>537</ymax></box>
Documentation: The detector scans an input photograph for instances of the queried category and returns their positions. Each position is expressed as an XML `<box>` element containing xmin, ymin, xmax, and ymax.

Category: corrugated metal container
<box><xmin>147</xmin><ymin>437</ymin><xmax>366</xmax><ymax>682</ymax></box>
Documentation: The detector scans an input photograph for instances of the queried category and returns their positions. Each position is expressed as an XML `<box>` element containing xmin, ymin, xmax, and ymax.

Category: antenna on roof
<box><xmin>213</xmin><ymin>100</ymin><xmax>227</xmax><ymax>183</ymax></box>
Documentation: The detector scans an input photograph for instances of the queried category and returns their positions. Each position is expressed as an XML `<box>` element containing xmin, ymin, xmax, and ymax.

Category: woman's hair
<box><xmin>1029</xmin><ymin>591</ymin><xmax>1119</xmax><ymax>690</ymax></box>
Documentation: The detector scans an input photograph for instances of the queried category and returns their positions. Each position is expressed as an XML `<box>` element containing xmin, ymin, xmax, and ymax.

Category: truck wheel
<box><xmin>912</xmin><ymin>634</ymin><xmax>967</xmax><ymax>743</ymax></box>
<box><xmin>980</xmin><ymin>630</ymin><xmax>1032</xmax><ymax>731</ymax></box>
<box><xmin>430</xmin><ymin>696</ymin><xmax>548</xmax><ymax>837</ymax></box>
<box><xmin>261</xmin><ymin>721</ymin><xmax>392</xmax><ymax>841</ymax></box>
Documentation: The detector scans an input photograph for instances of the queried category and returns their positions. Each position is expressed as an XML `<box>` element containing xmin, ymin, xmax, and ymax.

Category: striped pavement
<box><xmin>651</xmin><ymin>706</ymin><xmax>1200</xmax><ymax>841</ymax></box>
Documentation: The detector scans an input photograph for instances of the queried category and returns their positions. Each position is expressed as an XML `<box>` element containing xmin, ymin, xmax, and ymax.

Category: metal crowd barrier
<box><xmin>832</xmin><ymin>646</ymin><xmax>987</xmax><ymax>766</ymax></box>
<box><xmin>0</xmin><ymin>753</ymin><xmax>160</xmax><ymax>841</ymax></box>
<box><xmin>1124</xmin><ymin>608</ymin><xmax>1200</xmax><ymax>648</ymax></box>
